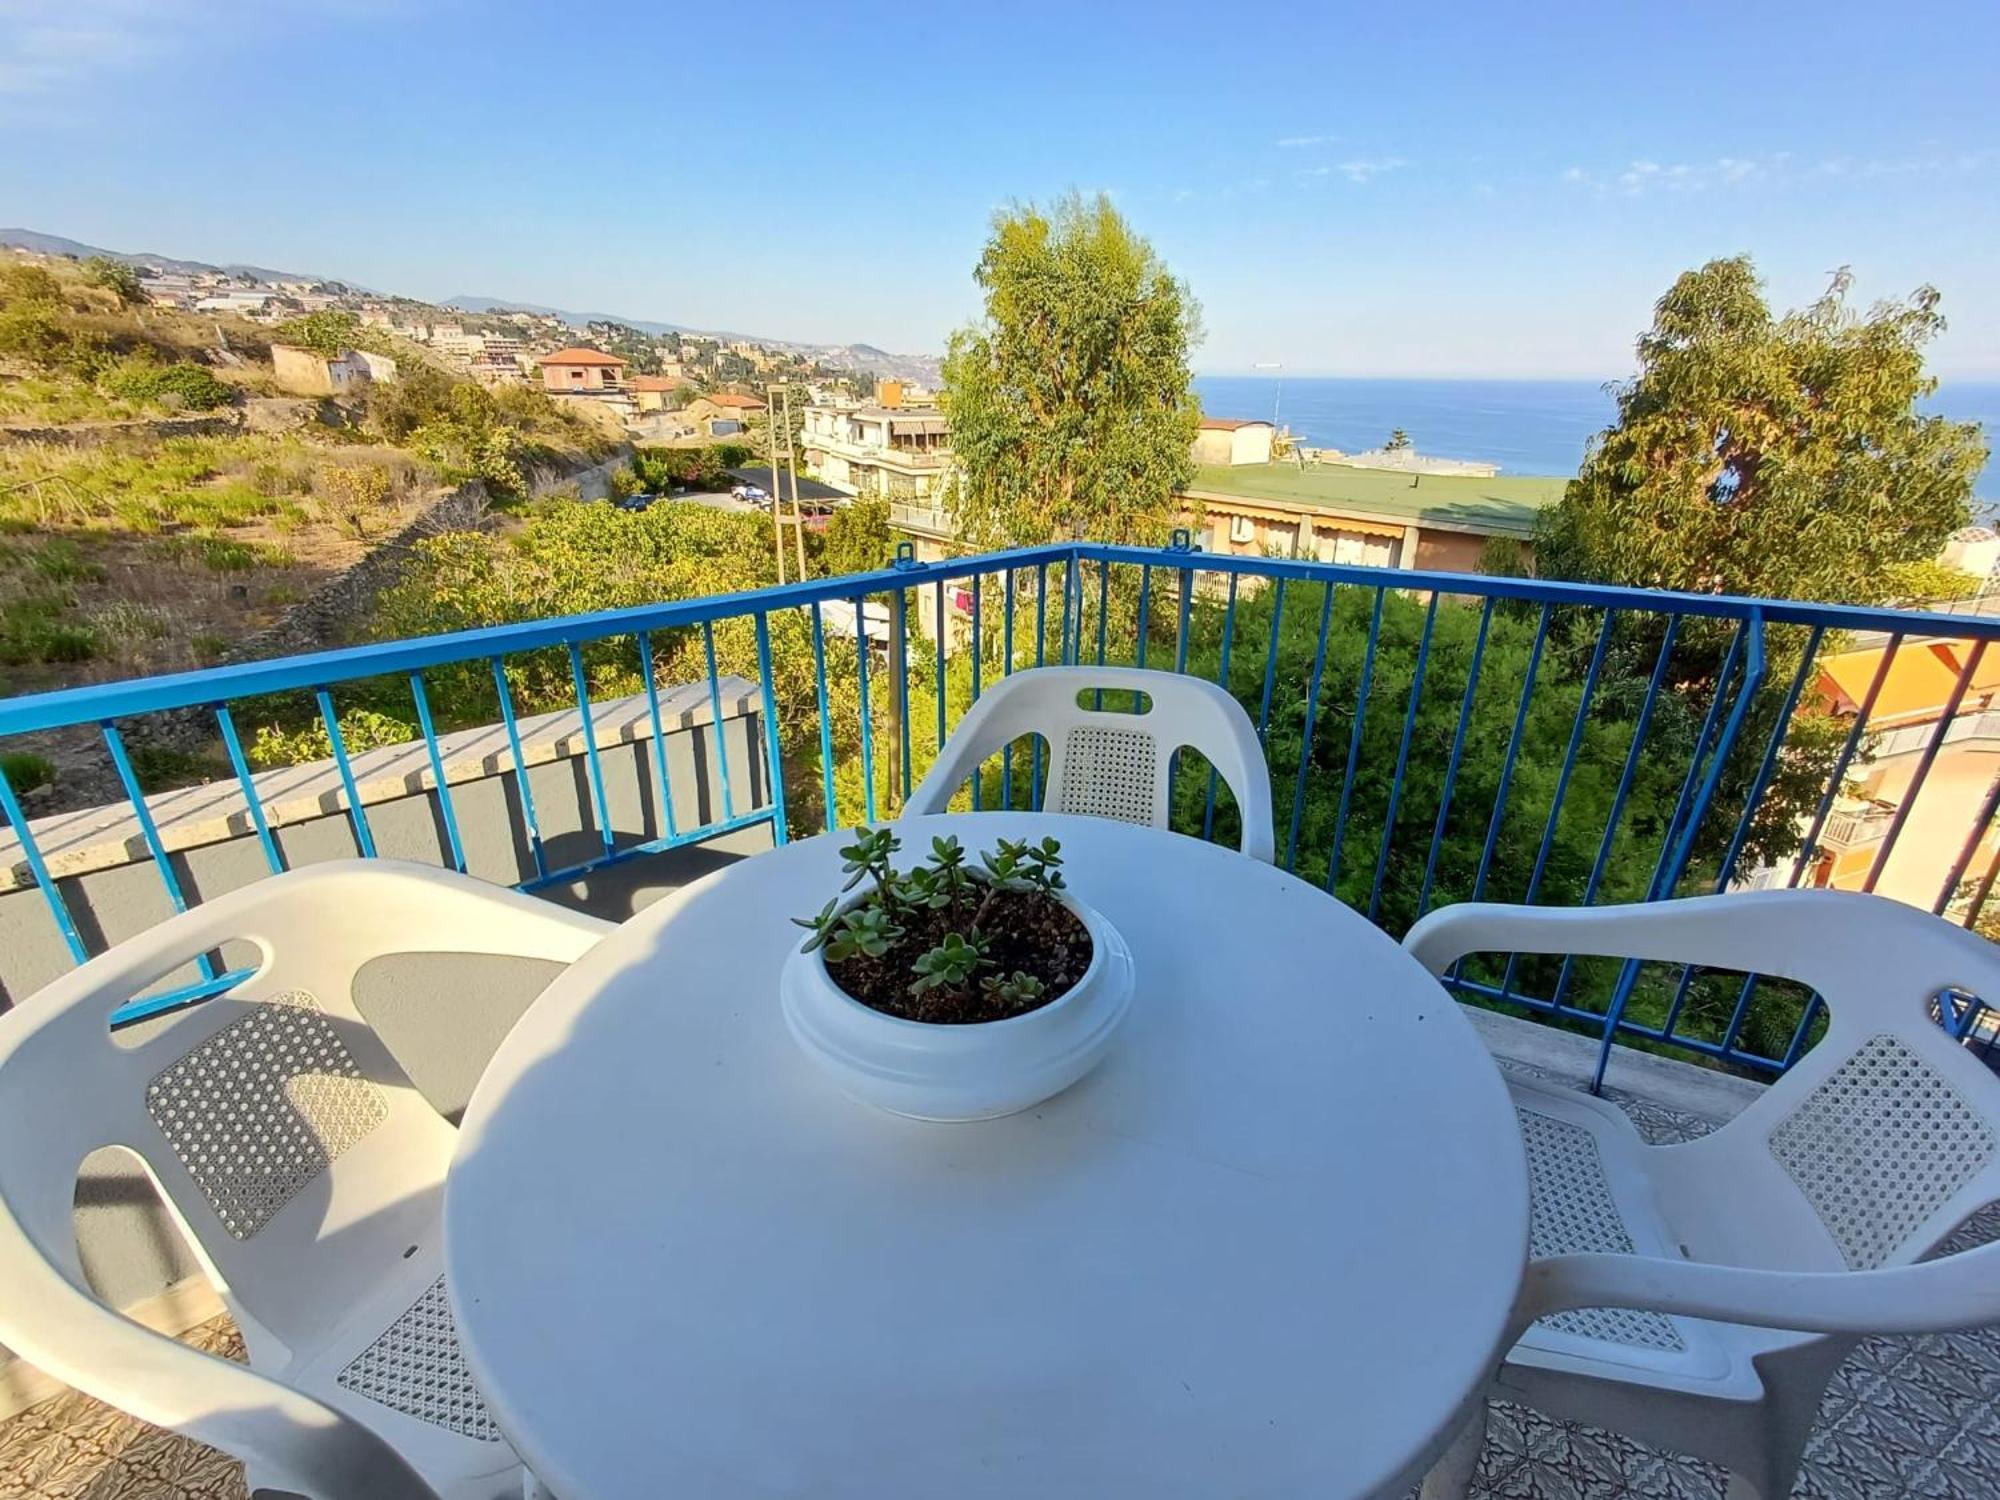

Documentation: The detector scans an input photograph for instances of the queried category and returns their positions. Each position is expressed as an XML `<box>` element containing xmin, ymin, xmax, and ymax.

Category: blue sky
<box><xmin>3</xmin><ymin>0</ymin><xmax>1997</xmax><ymax>379</ymax></box>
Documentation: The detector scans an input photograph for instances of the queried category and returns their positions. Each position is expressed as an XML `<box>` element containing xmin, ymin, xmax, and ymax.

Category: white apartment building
<box><xmin>802</xmin><ymin>385</ymin><xmax>952</xmax><ymax>511</ymax></box>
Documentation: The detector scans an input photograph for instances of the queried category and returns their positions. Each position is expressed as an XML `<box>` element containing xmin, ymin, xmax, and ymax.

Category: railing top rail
<box><xmin>7</xmin><ymin>537</ymin><xmax>2000</xmax><ymax>738</ymax></box>
<box><xmin>1072</xmin><ymin>543</ymin><xmax>2000</xmax><ymax>639</ymax></box>
<box><xmin>0</xmin><ymin>543</ymin><xmax>1075</xmax><ymax>737</ymax></box>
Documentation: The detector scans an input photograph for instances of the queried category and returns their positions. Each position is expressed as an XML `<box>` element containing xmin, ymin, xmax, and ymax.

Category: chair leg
<box><xmin>1420</xmin><ymin>1401</ymin><xmax>1488</xmax><ymax>1500</ymax></box>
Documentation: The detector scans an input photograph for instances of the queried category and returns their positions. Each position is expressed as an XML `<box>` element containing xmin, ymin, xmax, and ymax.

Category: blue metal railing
<box><xmin>5</xmin><ymin>538</ymin><xmax>2000</xmax><ymax>1086</ymax></box>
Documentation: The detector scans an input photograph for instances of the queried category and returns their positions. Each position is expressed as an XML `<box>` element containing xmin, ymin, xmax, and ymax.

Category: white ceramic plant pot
<box><xmin>780</xmin><ymin>891</ymin><xmax>1135</xmax><ymax>1122</ymax></box>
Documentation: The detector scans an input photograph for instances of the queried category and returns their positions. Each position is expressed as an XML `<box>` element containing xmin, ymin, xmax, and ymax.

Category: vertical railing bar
<box><xmin>1134</xmin><ymin>563</ymin><xmax>1154</xmax><ymax>716</ymax></box>
<box><xmin>1935</xmin><ymin>769</ymin><xmax>2000</xmax><ymax>918</ymax></box>
<box><xmin>1367</xmin><ymin>593</ymin><xmax>1440</xmax><ymax>923</ymax></box>
<box><xmin>855</xmin><ymin>593</ymin><xmax>877</xmax><ymax>825</ymax></box>
<box><xmin>1548</xmin><ymin>615</ymin><xmax>1681</xmax><ymax>1008</ymax></box>
<box><xmin>405</xmin><ymin>677</ymin><xmax>463</xmax><ymax>874</ymax></box>
<box><xmin>1780</xmin><ymin>994</ymin><xmax>1824</xmax><ymax>1071</ymax></box>
<box><xmin>1965</xmin><ymin>837</ymin><xmax>2000</xmax><ymax>933</ymax></box>
<box><xmin>1002</xmin><ymin>568</ymin><xmax>1015</xmax><ymax>809</ymax></box>
<box><xmin>895</xmin><ymin>587</ymin><xmax>913</xmax><ymax>807</ymax></box>
<box><xmin>1595</xmin><ymin>612</ymin><xmax>1767</xmax><ymax>1090</ymax></box>
<box><xmin>1285</xmin><ymin>581</ymin><xmax>1338</xmax><ymax>874</ymax></box>
<box><xmin>1204</xmin><ymin>572</ymin><xmax>1241</xmax><ymax>843</ymax></box>
<box><xmin>102</xmin><ymin>721</ymin><xmax>216</xmax><ymax>983</ymax></box>
<box><xmin>567</xmin><ymin>642</ymin><xmax>617</xmax><ymax>860</ymax></box>
<box><xmin>1469</xmin><ymin>604</ymin><xmax>1552</xmax><ymax>903</ymax></box>
<box><xmin>969</xmin><ymin>571</ymin><xmax>983</xmax><ymax>811</ymax></box>
<box><xmin>0</xmin><ymin>759</ymin><xmax>90</xmax><ymax>965</ymax></box>
<box><xmin>1033</xmin><ymin>562</ymin><xmax>1049</xmax><ymax>804</ymax></box>
<box><xmin>489</xmin><ymin>656</ymin><xmax>548</xmax><ymax>882</ymax></box>
<box><xmin>1168</xmin><ymin>557</ymin><xmax>1196</xmax><ymax>811</ymax></box>
<box><xmin>934</xmin><ymin>577</ymin><xmax>947</xmax><ymax>754</ymax></box>
<box><xmin>216</xmin><ymin>703</ymin><xmax>285</xmax><ymax>876</ymax></box>
<box><xmin>312</xmin><ymin>687</ymin><xmax>377</xmax><ymax>860</ymax></box>
<box><xmin>1416</xmin><ymin>597</ymin><xmax>1495</xmax><ymax>918</ymax></box>
<box><xmin>1706</xmin><ymin>628</ymin><xmax>1825</xmax><ymax>1053</ymax></box>
<box><xmin>1495</xmin><ymin>609</ymin><xmax>1617</xmax><ymax>1003</ymax></box>
<box><xmin>753</xmin><ymin>611</ymin><xmax>790</xmax><ymax>844</ymax></box>
<box><xmin>635</xmin><ymin>632</ymin><xmax>681</xmax><ymax>842</ymax></box>
<box><xmin>1865</xmin><ymin>639</ymin><xmax>1988</xmax><ymax>893</ymax></box>
<box><xmin>1094</xmin><ymin>560</ymin><xmax>1110</xmax><ymax>709</ymax></box>
<box><xmin>1174</xmin><ymin>559</ymin><xmax>1193</xmax><ymax>675</ymax></box>
<box><xmin>701</xmin><ymin>620</ymin><xmax>736</xmax><ymax>821</ymax></box>
<box><xmin>809</xmin><ymin>602</ymin><xmax>837</xmax><ymax>832</ymax></box>
<box><xmin>1327</xmin><ymin>588</ymin><xmax>1386</xmax><ymax>892</ymax></box>
<box><xmin>1255</xmin><ymin>578</ymin><xmax>1288</xmax><ymax>749</ymax></box>
<box><xmin>1788</xmin><ymin>633</ymin><xmax>1903</xmax><ymax>888</ymax></box>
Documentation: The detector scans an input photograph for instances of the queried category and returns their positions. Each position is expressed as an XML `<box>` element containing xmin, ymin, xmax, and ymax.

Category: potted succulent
<box><xmin>780</xmin><ymin>827</ymin><xmax>1134</xmax><ymax>1121</ymax></box>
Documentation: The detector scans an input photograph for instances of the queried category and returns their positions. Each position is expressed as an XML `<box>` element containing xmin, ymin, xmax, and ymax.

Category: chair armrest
<box><xmin>0</xmin><ymin>1232</ymin><xmax>439</xmax><ymax>1499</ymax></box>
<box><xmin>26</xmin><ymin>860</ymin><xmax>610</xmax><ymax>1021</ymax></box>
<box><xmin>1512</xmin><ymin>1236</ymin><xmax>2000</xmax><ymax>1341</ymax></box>
<box><xmin>1400</xmin><ymin>890</ymin><xmax>1999</xmax><ymax>1009</ymax></box>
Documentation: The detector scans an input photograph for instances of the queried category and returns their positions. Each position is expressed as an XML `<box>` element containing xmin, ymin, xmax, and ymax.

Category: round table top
<box><xmin>446</xmin><ymin>814</ymin><xmax>1528</xmax><ymax>1500</ymax></box>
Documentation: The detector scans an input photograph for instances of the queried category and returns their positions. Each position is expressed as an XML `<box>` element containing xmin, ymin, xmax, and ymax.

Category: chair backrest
<box><xmin>0</xmin><ymin>862</ymin><xmax>603</xmax><ymax>1362</ymax></box>
<box><xmin>905</xmin><ymin>666</ymin><xmax>1276</xmax><ymax>860</ymax></box>
<box><xmin>1414</xmin><ymin>891</ymin><xmax>2000</xmax><ymax>1283</ymax></box>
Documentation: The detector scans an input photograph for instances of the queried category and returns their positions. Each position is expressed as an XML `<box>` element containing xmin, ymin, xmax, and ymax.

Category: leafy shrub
<box><xmin>81</xmin><ymin>257</ymin><xmax>144</xmax><ymax>305</ymax></box>
<box><xmin>314</xmin><ymin>462</ymin><xmax>394</xmax><ymax>535</ymax></box>
<box><xmin>127</xmin><ymin>744</ymin><xmax>208</xmax><ymax>793</ymax></box>
<box><xmin>0</xmin><ymin>594</ymin><xmax>95</xmax><ymax>663</ymax></box>
<box><xmin>0</xmin><ymin>751</ymin><xmax>56</xmax><ymax>799</ymax></box>
<box><xmin>249</xmin><ymin>707</ymin><xmax>418</xmax><ymax>770</ymax></box>
<box><xmin>100</xmin><ymin>357</ymin><xmax>234</xmax><ymax>411</ymax></box>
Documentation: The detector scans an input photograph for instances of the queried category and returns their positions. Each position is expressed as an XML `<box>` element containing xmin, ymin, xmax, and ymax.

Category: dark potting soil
<box><xmin>826</xmin><ymin>887</ymin><xmax>1093</xmax><ymax>1024</ymax></box>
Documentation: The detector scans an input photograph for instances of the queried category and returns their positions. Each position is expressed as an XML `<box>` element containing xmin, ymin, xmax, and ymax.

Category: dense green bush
<box><xmin>0</xmin><ymin>751</ymin><xmax>56</xmax><ymax>799</ymax></box>
<box><xmin>100</xmin><ymin>357</ymin><xmax>235</xmax><ymax>411</ymax></box>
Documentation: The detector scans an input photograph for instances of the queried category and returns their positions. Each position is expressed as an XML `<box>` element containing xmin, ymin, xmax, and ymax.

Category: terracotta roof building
<box><xmin>538</xmin><ymin>348</ymin><xmax>627</xmax><ymax>393</ymax></box>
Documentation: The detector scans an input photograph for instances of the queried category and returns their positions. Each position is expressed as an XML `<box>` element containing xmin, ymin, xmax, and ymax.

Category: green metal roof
<box><xmin>1184</xmin><ymin>462</ymin><xmax>1567</xmax><ymax>538</ymax></box>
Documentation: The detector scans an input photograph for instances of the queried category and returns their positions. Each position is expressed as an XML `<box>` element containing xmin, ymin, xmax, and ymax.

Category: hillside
<box><xmin>0</xmin><ymin>228</ymin><xmax>941</xmax><ymax>383</ymax></box>
<box><xmin>0</xmin><ymin>250</ymin><xmax>615</xmax><ymax>805</ymax></box>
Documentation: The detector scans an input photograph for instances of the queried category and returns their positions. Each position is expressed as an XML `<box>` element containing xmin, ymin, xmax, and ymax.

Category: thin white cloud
<box><xmin>1172</xmin><ymin>187</ymin><xmax>1196</xmax><ymax>203</ymax></box>
<box><xmin>0</xmin><ymin>0</ymin><xmax>381</xmax><ymax>95</ymax></box>
<box><xmin>1295</xmin><ymin>165</ymin><xmax>1332</xmax><ymax>180</ymax></box>
<box><xmin>1276</xmin><ymin>134</ymin><xmax>1331</xmax><ymax>148</ymax></box>
<box><xmin>1336</xmin><ymin>157</ymin><xmax>1405</xmax><ymax>183</ymax></box>
<box><xmin>1563</xmin><ymin>148</ymin><xmax>1993</xmax><ymax>197</ymax></box>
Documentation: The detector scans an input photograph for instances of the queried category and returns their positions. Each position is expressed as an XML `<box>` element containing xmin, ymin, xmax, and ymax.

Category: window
<box><xmin>568</xmin><ymin>368</ymin><xmax>584</xmax><ymax>381</ymax></box>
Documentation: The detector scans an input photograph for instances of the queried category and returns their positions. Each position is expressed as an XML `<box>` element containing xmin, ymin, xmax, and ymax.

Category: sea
<box><xmin>1192</xmin><ymin>375</ymin><xmax>2000</xmax><ymax>503</ymax></box>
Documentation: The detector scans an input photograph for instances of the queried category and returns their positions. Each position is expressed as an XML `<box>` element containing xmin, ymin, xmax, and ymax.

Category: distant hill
<box><xmin>446</xmin><ymin>294</ymin><xmax>941</xmax><ymax>386</ymax></box>
<box><xmin>0</xmin><ymin>227</ymin><xmax>348</xmax><ymax>286</ymax></box>
<box><xmin>0</xmin><ymin>226</ymin><xmax>942</xmax><ymax>384</ymax></box>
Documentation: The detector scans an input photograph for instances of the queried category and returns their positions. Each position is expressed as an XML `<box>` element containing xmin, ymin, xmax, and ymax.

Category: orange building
<box><xmin>538</xmin><ymin>347</ymin><xmax>627</xmax><ymax>392</ymax></box>
<box><xmin>1801</xmin><ymin>635</ymin><xmax>2000</xmax><ymax>909</ymax></box>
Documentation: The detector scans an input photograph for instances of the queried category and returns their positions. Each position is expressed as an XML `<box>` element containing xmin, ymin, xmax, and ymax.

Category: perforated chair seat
<box><xmin>0</xmin><ymin>861</ymin><xmax>614</xmax><ymax>1500</ymax></box>
<box><xmin>1403</xmin><ymin>890</ymin><xmax>2000</xmax><ymax>1500</ymax></box>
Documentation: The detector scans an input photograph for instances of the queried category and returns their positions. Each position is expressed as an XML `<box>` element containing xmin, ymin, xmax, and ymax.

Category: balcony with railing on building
<box><xmin>5</xmin><ymin>539</ymin><xmax>2000</xmax><ymax>1500</ymax></box>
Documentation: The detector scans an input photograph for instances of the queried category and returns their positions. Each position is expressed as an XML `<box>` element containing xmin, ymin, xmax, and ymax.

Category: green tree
<box><xmin>940</xmin><ymin>192</ymin><xmax>1202</xmax><ymax>546</ymax></box>
<box><xmin>1538</xmin><ymin>258</ymin><xmax>1985</xmax><ymax>606</ymax></box>
<box><xmin>271</xmin><ymin>309</ymin><xmax>366</xmax><ymax>358</ymax></box>
<box><xmin>1385</xmin><ymin>428</ymin><xmax>1412</xmax><ymax>451</ymax></box>
<box><xmin>81</xmin><ymin>257</ymin><xmax>144</xmax><ymax>305</ymax></box>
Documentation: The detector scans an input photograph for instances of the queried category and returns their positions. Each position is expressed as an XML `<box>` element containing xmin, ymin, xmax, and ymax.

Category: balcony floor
<box><xmin>1</xmin><ymin>1058</ymin><xmax>1994</xmax><ymax>1500</ymax></box>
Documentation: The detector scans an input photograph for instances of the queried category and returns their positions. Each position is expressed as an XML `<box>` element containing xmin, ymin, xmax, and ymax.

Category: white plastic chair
<box><xmin>0</xmin><ymin>860</ymin><xmax>613</xmax><ymax>1500</ymax></box>
<box><xmin>905</xmin><ymin>665</ymin><xmax>1276</xmax><ymax>862</ymax></box>
<box><xmin>1402</xmin><ymin>890</ymin><xmax>2000</xmax><ymax>1500</ymax></box>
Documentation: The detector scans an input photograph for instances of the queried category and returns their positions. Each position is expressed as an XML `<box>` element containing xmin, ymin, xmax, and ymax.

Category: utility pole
<box><xmin>765</xmin><ymin>381</ymin><xmax>810</xmax><ymax>582</ymax></box>
<box><xmin>766</xmin><ymin>386</ymin><xmax>788</xmax><ymax>584</ymax></box>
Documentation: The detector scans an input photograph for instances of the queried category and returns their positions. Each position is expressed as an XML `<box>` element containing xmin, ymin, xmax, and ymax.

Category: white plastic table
<box><xmin>446</xmin><ymin>813</ymin><xmax>1528</xmax><ymax>1500</ymax></box>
